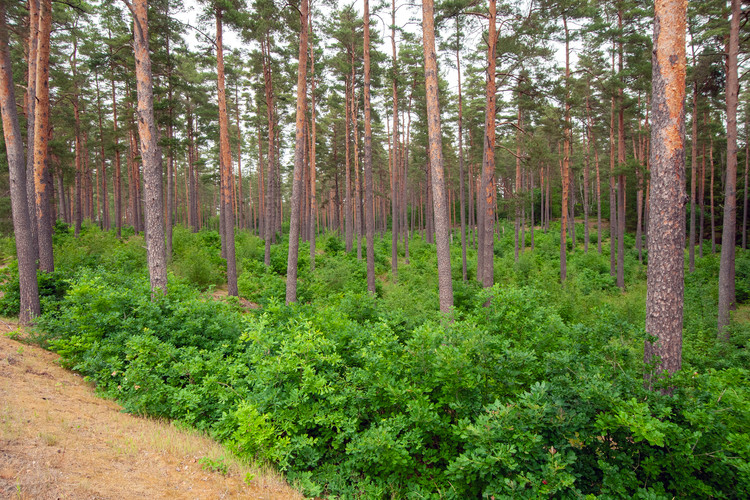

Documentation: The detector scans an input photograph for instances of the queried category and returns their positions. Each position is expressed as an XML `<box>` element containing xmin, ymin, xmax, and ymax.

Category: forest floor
<box><xmin>0</xmin><ymin>320</ymin><xmax>301</xmax><ymax>500</ymax></box>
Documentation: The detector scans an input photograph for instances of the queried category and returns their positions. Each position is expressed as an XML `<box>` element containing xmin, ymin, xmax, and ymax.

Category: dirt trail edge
<box><xmin>0</xmin><ymin>323</ymin><xmax>303</xmax><ymax>500</ymax></box>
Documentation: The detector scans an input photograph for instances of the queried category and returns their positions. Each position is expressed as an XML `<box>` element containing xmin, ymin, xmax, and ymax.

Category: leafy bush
<box><xmin>35</xmin><ymin>265</ymin><xmax>750</xmax><ymax>498</ymax></box>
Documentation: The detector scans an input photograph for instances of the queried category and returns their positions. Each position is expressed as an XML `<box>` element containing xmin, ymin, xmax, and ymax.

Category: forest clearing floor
<box><xmin>0</xmin><ymin>320</ymin><xmax>301</xmax><ymax>500</ymax></box>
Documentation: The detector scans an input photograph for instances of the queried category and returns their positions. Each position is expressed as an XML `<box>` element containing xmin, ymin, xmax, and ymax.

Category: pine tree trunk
<box><xmin>0</xmin><ymin>3</ymin><xmax>40</xmax><ymax>323</ymax></box>
<box><xmin>390</xmin><ymin>0</ymin><xmax>399</xmax><ymax>282</ymax></box>
<box><xmin>364</xmin><ymin>0</ymin><xmax>376</xmax><ymax>294</ymax></box>
<box><xmin>165</xmin><ymin>23</ymin><xmax>173</xmax><ymax>257</ymax></box>
<box><xmin>616</xmin><ymin>8</ymin><xmax>625</xmax><ymax>290</ymax></box>
<box><xmin>561</xmin><ymin>15</ymin><xmax>571</xmax><ymax>282</ymax></box>
<box><xmin>33</xmin><ymin>0</ymin><xmax>53</xmax><ymax>272</ymax></box>
<box><xmin>345</xmin><ymin>64</ymin><xmax>353</xmax><ymax>254</ymax></box>
<box><xmin>132</xmin><ymin>0</ymin><xmax>167</xmax><ymax>294</ymax></box>
<box><xmin>743</xmin><ymin>125</ymin><xmax>748</xmax><ymax>250</ymax></box>
<box><xmin>73</xmin><ymin>36</ymin><xmax>83</xmax><ymax>237</ymax></box>
<box><xmin>480</xmin><ymin>0</ymin><xmax>497</xmax><ymax>289</ymax></box>
<box><xmin>25</xmin><ymin>0</ymin><xmax>40</xmax><ymax>263</ymax></box>
<box><xmin>583</xmin><ymin>103</ymin><xmax>590</xmax><ymax>254</ymax></box>
<box><xmin>515</xmin><ymin>102</ymin><xmax>521</xmax><ymax>262</ymax></box>
<box><xmin>110</xmin><ymin>49</ymin><xmax>122</xmax><ymax>237</ymax></box>
<box><xmin>215</xmin><ymin>8</ymin><xmax>238</xmax><ymax>296</ymax></box>
<box><xmin>645</xmin><ymin>0</ymin><xmax>687</xmax><ymax>389</ymax></box>
<box><xmin>285</xmin><ymin>0</ymin><xmax>308</xmax><ymax>304</ymax></box>
<box><xmin>700</xmin><ymin>142</ymin><xmax>705</xmax><ymax>257</ymax></box>
<box><xmin>422</xmin><ymin>0</ymin><xmax>453</xmax><ymax>312</ymax></box>
<box><xmin>710</xmin><ymin>135</ymin><xmax>715</xmax><ymax>254</ymax></box>
<box><xmin>263</xmin><ymin>38</ymin><xmax>275</xmax><ymax>265</ymax></box>
<box><xmin>689</xmin><ymin>81</ymin><xmax>698</xmax><ymax>272</ymax></box>
<box><xmin>456</xmin><ymin>20</ymin><xmax>467</xmax><ymax>281</ymax></box>
<box><xmin>95</xmin><ymin>72</ymin><xmax>109</xmax><ymax>231</ymax></box>
<box><xmin>610</xmin><ymin>91</ymin><xmax>617</xmax><ymax>277</ymax></box>
<box><xmin>718</xmin><ymin>0</ymin><xmax>740</xmax><ymax>338</ymax></box>
<box><xmin>309</xmin><ymin>8</ymin><xmax>317</xmax><ymax>269</ymax></box>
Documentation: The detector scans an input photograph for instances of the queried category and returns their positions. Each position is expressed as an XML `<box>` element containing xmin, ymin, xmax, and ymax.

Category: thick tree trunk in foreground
<box><xmin>215</xmin><ymin>9</ymin><xmax>238</xmax><ymax>297</ymax></box>
<box><xmin>285</xmin><ymin>0</ymin><xmax>308</xmax><ymax>304</ymax></box>
<box><xmin>718</xmin><ymin>0</ymin><xmax>740</xmax><ymax>338</ymax></box>
<box><xmin>0</xmin><ymin>3</ymin><xmax>40</xmax><ymax>324</ymax></box>
<box><xmin>132</xmin><ymin>0</ymin><xmax>167</xmax><ymax>294</ymax></box>
<box><xmin>645</xmin><ymin>0</ymin><xmax>687</xmax><ymax>389</ymax></box>
<box><xmin>34</xmin><ymin>0</ymin><xmax>53</xmax><ymax>272</ymax></box>
<box><xmin>422</xmin><ymin>0</ymin><xmax>453</xmax><ymax>313</ymax></box>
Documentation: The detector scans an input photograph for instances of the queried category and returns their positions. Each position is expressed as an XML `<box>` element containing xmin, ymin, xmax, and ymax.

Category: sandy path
<box><xmin>0</xmin><ymin>322</ymin><xmax>302</xmax><ymax>500</ymax></box>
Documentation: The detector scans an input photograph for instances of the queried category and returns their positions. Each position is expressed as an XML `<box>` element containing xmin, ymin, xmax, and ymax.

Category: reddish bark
<box><xmin>645</xmin><ymin>0</ymin><xmax>687</xmax><ymax>388</ymax></box>
<box><xmin>0</xmin><ymin>2</ymin><xmax>40</xmax><ymax>324</ymax></box>
<box><xmin>33</xmin><ymin>0</ymin><xmax>53</xmax><ymax>272</ymax></box>
<box><xmin>285</xmin><ymin>0</ymin><xmax>309</xmax><ymax>304</ymax></box>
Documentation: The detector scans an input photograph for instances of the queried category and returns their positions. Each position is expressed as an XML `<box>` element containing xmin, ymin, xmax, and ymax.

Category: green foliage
<box><xmin>198</xmin><ymin>456</ymin><xmax>229</xmax><ymax>475</ymax></box>
<box><xmin>11</xmin><ymin>223</ymin><xmax>748</xmax><ymax>498</ymax></box>
<box><xmin>0</xmin><ymin>262</ymin><xmax>69</xmax><ymax>317</ymax></box>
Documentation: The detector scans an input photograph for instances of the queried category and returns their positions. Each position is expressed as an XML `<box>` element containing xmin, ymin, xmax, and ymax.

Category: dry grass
<box><xmin>0</xmin><ymin>320</ymin><xmax>302</xmax><ymax>500</ymax></box>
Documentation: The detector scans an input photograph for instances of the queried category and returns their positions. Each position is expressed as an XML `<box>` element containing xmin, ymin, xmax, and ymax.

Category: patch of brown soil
<box><xmin>210</xmin><ymin>285</ymin><xmax>260</xmax><ymax>310</ymax></box>
<box><xmin>0</xmin><ymin>321</ymin><xmax>301</xmax><ymax>500</ymax></box>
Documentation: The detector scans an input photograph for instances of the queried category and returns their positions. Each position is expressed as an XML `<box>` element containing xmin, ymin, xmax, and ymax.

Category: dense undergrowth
<box><xmin>2</xmin><ymin>221</ymin><xmax>750</xmax><ymax>498</ymax></box>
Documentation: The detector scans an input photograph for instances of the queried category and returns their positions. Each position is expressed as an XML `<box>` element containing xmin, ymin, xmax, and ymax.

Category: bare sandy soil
<box><xmin>0</xmin><ymin>321</ymin><xmax>302</xmax><ymax>500</ymax></box>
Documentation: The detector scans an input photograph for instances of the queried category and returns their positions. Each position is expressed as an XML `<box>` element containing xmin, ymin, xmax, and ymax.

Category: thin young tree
<box><xmin>422</xmin><ymin>0</ymin><xmax>453</xmax><ymax>313</ymax></box>
<box><xmin>390</xmin><ymin>0</ymin><xmax>399</xmax><ymax>283</ymax></box>
<box><xmin>125</xmin><ymin>0</ymin><xmax>167</xmax><ymax>294</ymax></box>
<box><xmin>0</xmin><ymin>1</ymin><xmax>40</xmax><ymax>324</ymax></box>
<box><xmin>286</xmin><ymin>0</ymin><xmax>309</xmax><ymax>304</ymax></box>
<box><xmin>363</xmin><ymin>0</ymin><xmax>376</xmax><ymax>294</ymax></box>
<box><xmin>644</xmin><ymin>0</ymin><xmax>687</xmax><ymax>389</ymax></box>
<box><xmin>456</xmin><ymin>18</ymin><xmax>467</xmax><ymax>281</ymax></box>
<box><xmin>718</xmin><ymin>0</ymin><xmax>740</xmax><ymax>338</ymax></box>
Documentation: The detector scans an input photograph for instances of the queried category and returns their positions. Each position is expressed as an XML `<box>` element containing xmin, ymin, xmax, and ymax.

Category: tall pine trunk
<box><xmin>132</xmin><ymin>0</ymin><xmax>167</xmax><ymax>294</ymax></box>
<box><xmin>644</xmin><ymin>0</ymin><xmax>687</xmax><ymax>390</ymax></box>
<box><xmin>215</xmin><ymin>9</ymin><xmax>238</xmax><ymax>296</ymax></box>
<box><xmin>285</xmin><ymin>0</ymin><xmax>308</xmax><ymax>303</ymax></box>
<box><xmin>364</xmin><ymin>0</ymin><xmax>376</xmax><ymax>294</ymax></box>
<box><xmin>33</xmin><ymin>0</ymin><xmax>53</xmax><ymax>272</ymax></box>
<box><xmin>480</xmin><ymin>0</ymin><xmax>497</xmax><ymax>289</ymax></box>
<box><xmin>718</xmin><ymin>0</ymin><xmax>740</xmax><ymax>337</ymax></box>
<box><xmin>456</xmin><ymin>19</ymin><xmax>467</xmax><ymax>281</ymax></box>
<box><xmin>0</xmin><ymin>2</ymin><xmax>40</xmax><ymax>323</ymax></box>
<box><xmin>422</xmin><ymin>0</ymin><xmax>453</xmax><ymax>312</ymax></box>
